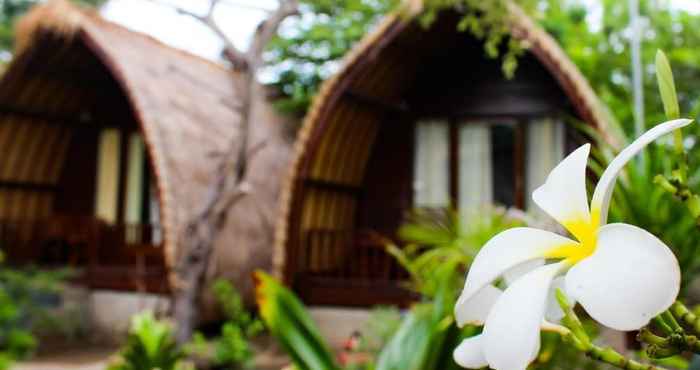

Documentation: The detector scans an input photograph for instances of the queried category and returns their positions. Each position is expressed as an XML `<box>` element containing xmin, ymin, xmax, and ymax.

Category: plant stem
<box><xmin>637</xmin><ymin>328</ymin><xmax>669</xmax><ymax>346</ymax></box>
<box><xmin>680</xmin><ymin>334</ymin><xmax>700</xmax><ymax>353</ymax></box>
<box><xmin>670</xmin><ymin>301</ymin><xmax>700</xmax><ymax>334</ymax></box>
<box><xmin>555</xmin><ymin>289</ymin><xmax>668</xmax><ymax>370</ymax></box>
<box><xmin>661</xmin><ymin>311</ymin><xmax>683</xmax><ymax>332</ymax></box>
<box><xmin>555</xmin><ymin>290</ymin><xmax>590</xmax><ymax>348</ymax></box>
<box><xmin>586</xmin><ymin>345</ymin><xmax>666</xmax><ymax>370</ymax></box>
<box><xmin>652</xmin><ymin>316</ymin><xmax>674</xmax><ymax>336</ymax></box>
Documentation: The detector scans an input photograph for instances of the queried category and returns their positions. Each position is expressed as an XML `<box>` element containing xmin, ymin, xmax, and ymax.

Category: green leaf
<box><xmin>656</xmin><ymin>49</ymin><xmax>680</xmax><ymax>120</ymax></box>
<box><xmin>254</xmin><ymin>271</ymin><xmax>340</xmax><ymax>370</ymax></box>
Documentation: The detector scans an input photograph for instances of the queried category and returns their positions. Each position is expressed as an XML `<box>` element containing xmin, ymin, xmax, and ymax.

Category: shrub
<box><xmin>107</xmin><ymin>311</ymin><xmax>187</xmax><ymax>370</ymax></box>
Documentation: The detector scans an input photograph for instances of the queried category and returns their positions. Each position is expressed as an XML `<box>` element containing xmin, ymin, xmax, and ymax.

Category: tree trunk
<box><xmin>167</xmin><ymin>0</ymin><xmax>299</xmax><ymax>345</ymax></box>
<box><xmin>171</xmin><ymin>67</ymin><xmax>254</xmax><ymax>345</ymax></box>
<box><xmin>172</xmin><ymin>224</ymin><xmax>214</xmax><ymax>343</ymax></box>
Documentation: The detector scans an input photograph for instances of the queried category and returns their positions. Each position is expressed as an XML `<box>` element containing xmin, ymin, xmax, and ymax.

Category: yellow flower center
<box><xmin>544</xmin><ymin>209</ymin><xmax>600</xmax><ymax>265</ymax></box>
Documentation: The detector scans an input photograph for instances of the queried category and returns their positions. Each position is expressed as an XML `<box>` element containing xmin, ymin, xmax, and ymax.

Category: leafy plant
<box><xmin>0</xmin><ymin>285</ymin><xmax>35</xmax><ymax>370</ymax></box>
<box><xmin>387</xmin><ymin>207</ymin><xmax>524</xmax><ymax>298</ymax></box>
<box><xmin>0</xmin><ymin>252</ymin><xmax>75</xmax><ymax>369</ymax></box>
<box><xmin>373</xmin><ymin>261</ymin><xmax>474</xmax><ymax>370</ymax></box>
<box><xmin>187</xmin><ymin>279</ymin><xmax>264</xmax><ymax>369</ymax></box>
<box><xmin>254</xmin><ymin>267</ymin><xmax>480</xmax><ymax>370</ymax></box>
<box><xmin>541</xmin><ymin>0</ymin><xmax>700</xmax><ymax>136</ymax></box>
<box><xmin>254</xmin><ymin>270</ymin><xmax>340</xmax><ymax>370</ymax></box>
<box><xmin>355</xmin><ymin>306</ymin><xmax>402</xmax><ymax>355</ymax></box>
<box><xmin>107</xmin><ymin>311</ymin><xmax>187</xmax><ymax>370</ymax></box>
<box><xmin>577</xmin><ymin>55</ymin><xmax>700</xmax><ymax>292</ymax></box>
<box><xmin>265</xmin><ymin>0</ymin><xmax>397</xmax><ymax>115</ymax></box>
<box><xmin>0</xmin><ymin>0</ymin><xmax>107</xmax><ymax>56</ymax></box>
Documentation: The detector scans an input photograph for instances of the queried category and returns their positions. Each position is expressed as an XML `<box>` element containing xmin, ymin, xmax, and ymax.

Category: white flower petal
<box><xmin>483</xmin><ymin>262</ymin><xmax>566</xmax><ymax>370</ymax></box>
<box><xmin>532</xmin><ymin>144</ymin><xmax>591</xmax><ymax>229</ymax></box>
<box><xmin>458</xmin><ymin>228</ymin><xmax>576</xmax><ymax>306</ymax></box>
<box><xmin>453</xmin><ymin>335</ymin><xmax>488</xmax><ymax>369</ymax></box>
<box><xmin>591</xmin><ymin>118</ymin><xmax>693</xmax><ymax>225</ymax></box>
<box><xmin>566</xmin><ymin>223</ymin><xmax>681</xmax><ymax>331</ymax></box>
<box><xmin>455</xmin><ymin>285</ymin><xmax>502</xmax><ymax>327</ymax></box>
<box><xmin>504</xmin><ymin>259</ymin><xmax>545</xmax><ymax>286</ymax></box>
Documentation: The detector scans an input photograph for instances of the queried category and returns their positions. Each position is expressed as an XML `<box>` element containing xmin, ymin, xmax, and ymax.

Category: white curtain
<box><xmin>94</xmin><ymin>129</ymin><xmax>121</xmax><ymax>225</ymax></box>
<box><xmin>124</xmin><ymin>133</ymin><xmax>145</xmax><ymax>225</ymax></box>
<box><xmin>459</xmin><ymin>123</ymin><xmax>493</xmax><ymax>218</ymax></box>
<box><xmin>150</xmin><ymin>184</ymin><xmax>163</xmax><ymax>244</ymax></box>
<box><xmin>526</xmin><ymin>118</ymin><xmax>565</xmax><ymax>212</ymax></box>
<box><xmin>413</xmin><ymin>120</ymin><xmax>449</xmax><ymax>208</ymax></box>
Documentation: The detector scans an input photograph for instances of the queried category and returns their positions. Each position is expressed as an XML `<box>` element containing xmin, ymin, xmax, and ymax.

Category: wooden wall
<box><xmin>356</xmin><ymin>114</ymin><xmax>415</xmax><ymax>237</ymax></box>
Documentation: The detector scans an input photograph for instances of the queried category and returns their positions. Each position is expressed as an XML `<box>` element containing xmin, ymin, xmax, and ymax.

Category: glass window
<box><xmin>413</xmin><ymin>117</ymin><xmax>562</xmax><ymax>214</ymax></box>
<box><xmin>490</xmin><ymin>123</ymin><xmax>517</xmax><ymax>208</ymax></box>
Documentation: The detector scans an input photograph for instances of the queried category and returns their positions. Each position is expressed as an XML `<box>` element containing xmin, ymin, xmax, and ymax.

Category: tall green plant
<box><xmin>254</xmin><ymin>271</ymin><xmax>340</xmax><ymax>370</ymax></box>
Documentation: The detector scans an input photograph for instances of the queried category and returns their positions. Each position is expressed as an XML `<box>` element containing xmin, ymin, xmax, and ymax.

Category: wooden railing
<box><xmin>0</xmin><ymin>217</ymin><xmax>168</xmax><ymax>293</ymax></box>
<box><xmin>294</xmin><ymin>229</ymin><xmax>414</xmax><ymax>306</ymax></box>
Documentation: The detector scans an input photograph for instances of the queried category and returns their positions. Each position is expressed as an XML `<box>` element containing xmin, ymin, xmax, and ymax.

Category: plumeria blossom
<box><xmin>453</xmin><ymin>119</ymin><xmax>692</xmax><ymax>370</ymax></box>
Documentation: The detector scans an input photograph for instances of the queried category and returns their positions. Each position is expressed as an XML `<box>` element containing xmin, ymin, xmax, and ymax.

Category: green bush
<box><xmin>387</xmin><ymin>207</ymin><xmax>524</xmax><ymax>299</ymax></box>
<box><xmin>0</xmin><ymin>252</ymin><xmax>73</xmax><ymax>369</ymax></box>
<box><xmin>107</xmin><ymin>311</ymin><xmax>188</xmax><ymax>370</ymax></box>
<box><xmin>186</xmin><ymin>280</ymin><xmax>263</xmax><ymax>369</ymax></box>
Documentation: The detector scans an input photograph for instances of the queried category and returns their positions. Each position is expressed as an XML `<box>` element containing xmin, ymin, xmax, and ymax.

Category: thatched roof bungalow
<box><xmin>0</xmin><ymin>0</ymin><xmax>294</xmax><ymax>299</ymax></box>
<box><xmin>273</xmin><ymin>2</ymin><xmax>611</xmax><ymax>306</ymax></box>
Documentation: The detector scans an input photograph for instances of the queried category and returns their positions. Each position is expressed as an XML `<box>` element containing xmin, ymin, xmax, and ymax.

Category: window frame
<box><xmin>414</xmin><ymin>114</ymin><xmax>553</xmax><ymax>211</ymax></box>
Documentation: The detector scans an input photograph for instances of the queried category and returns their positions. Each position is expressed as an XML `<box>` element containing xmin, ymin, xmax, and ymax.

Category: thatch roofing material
<box><xmin>273</xmin><ymin>2</ymin><xmax>612</xmax><ymax>279</ymax></box>
<box><xmin>3</xmin><ymin>0</ymin><xmax>242</xmax><ymax>269</ymax></box>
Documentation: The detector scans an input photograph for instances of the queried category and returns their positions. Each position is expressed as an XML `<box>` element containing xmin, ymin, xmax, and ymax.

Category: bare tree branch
<box><xmin>247</xmin><ymin>0</ymin><xmax>299</xmax><ymax>68</ymax></box>
<box><xmin>144</xmin><ymin>0</ymin><xmax>249</xmax><ymax>69</ymax></box>
<box><xmin>220</xmin><ymin>0</ymin><xmax>276</xmax><ymax>13</ymax></box>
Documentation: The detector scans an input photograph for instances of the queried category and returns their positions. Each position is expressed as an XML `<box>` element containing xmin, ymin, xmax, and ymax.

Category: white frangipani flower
<box><xmin>453</xmin><ymin>119</ymin><xmax>692</xmax><ymax>370</ymax></box>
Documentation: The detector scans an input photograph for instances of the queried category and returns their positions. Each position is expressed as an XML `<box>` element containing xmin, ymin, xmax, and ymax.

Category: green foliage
<box><xmin>419</xmin><ymin>0</ymin><xmax>537</xmax><ymax>77</ymax></box>
<box><xmin>254</xmin><ymin>270</ymin><xmax>340</xmax><ymax>370</ymax></box>
<box><xmin>107</xmin><ymin>312</ymin><xmax>187</xmax><ymax>370</ymax></box>
<box><xmin>187</xmin><ymin>279</ymin><xmax>263</xmax><ymax>369</ymax></box>
<box><xmin>374</xmin><ymin>263</ymin><xmax>473</xmax><ymax>370</ymax></box>
<box><xmin>265</xmin><ymin>0</ymin><xmax>397</xmax><ymax>115</ymax></box>
<box><xmin>0</xmin><ymin>287</ymin><xmax>36</xmax><ymax>368</ymax></box>
<box><xmin>355</xmin><ymin>307</ymin><xmax>402</xmax><ymax>355</ymax></box>
<box><xmin>255</xmin><ymin>267</ymin><xmax>480</xmax><ymax>370</ymax></box>
<box><xmin>388</xmin><ymin>207</ymin><xmax>524</xmax><ymax>298</ymax></box>
<box><xmin>656</xmin><ymin>50</ymin><xmax>680</xmax><ymax>121</ymax></box>
<box><xmin>541</xmin><ymin>0</ymin><xmax>700</xmax><ymax>135</ymax></box>
<box><xmin>577</xmin><ymin>52</ymin><xmax>700</xmax><ymax>292</ymax></box>
<box><xmin>0</xmin><ymin>0</ymin><xmax>106</xmax><ymax>55</ymax></box>
<box><xmin>0</xmin><ymin>252</ymin><xmax>74</xmax><ymax>369</ymax></box>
